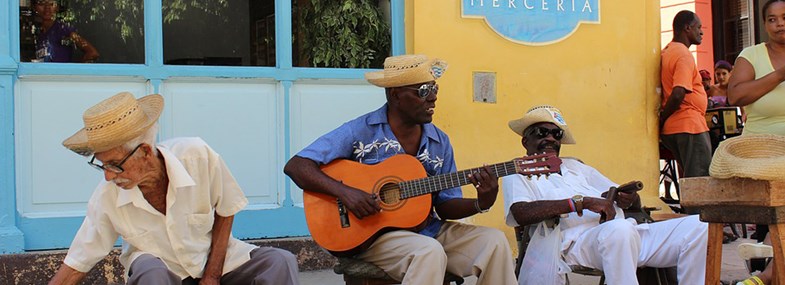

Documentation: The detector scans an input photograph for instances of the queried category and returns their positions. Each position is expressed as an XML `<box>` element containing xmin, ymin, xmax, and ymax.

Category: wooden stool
<box><xmin>681</xmin><ymin>177</ymin><xmax>785</xmax><ymax>285</ymax></box>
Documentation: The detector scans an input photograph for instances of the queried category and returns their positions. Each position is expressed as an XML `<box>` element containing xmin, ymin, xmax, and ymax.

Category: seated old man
<box><xmin>501</xmin><ymin>105</ymin><xmax>709</xmax><ymax>285</ymax></box>
<box><xmin>49</xmin><ymin>92</ymin><xmax>300</xmax><ymax>285</ymax></box>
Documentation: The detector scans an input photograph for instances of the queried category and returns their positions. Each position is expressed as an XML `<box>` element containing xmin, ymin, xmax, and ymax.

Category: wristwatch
<box><xmin>571</xmin><ymin>195</ymin><xmax>584</xmax><ymax>217</ymax></box>
<box><xmin>474</xmin><ymin>199</ymin><xmax>490</xmax><ymax>213</ymax></box>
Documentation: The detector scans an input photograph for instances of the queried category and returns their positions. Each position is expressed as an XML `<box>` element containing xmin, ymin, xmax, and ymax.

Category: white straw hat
<box><xmin>365</xmin><ymin>54</ymin><xmax>448</xmax><ymax>88</ymax></box>
<box><xmin>709</xmin><ymin>134</ymin><xmax>785</xmax><ymax>180</ymax></box>
<box><xmin>508</xmin><ymin>105</ymin><xmax>576</xmax><ymax>144</ymax></box>
<box><xmin>63</xmin><ymin>92</ymin><xmax>163</xmax><ymax>156</ymax></box>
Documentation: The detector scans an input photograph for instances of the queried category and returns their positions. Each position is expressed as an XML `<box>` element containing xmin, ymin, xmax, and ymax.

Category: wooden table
<box><xmin>681</xmin><ymin>177</ymin><xmax>785</xmax><ymax>285</ymax></box>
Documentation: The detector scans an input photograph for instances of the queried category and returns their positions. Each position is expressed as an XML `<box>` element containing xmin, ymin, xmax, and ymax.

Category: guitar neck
<box><xmin>398</xmin><ymin>161</ymin><xmax>517</xmax><ymax>199</ymax></box>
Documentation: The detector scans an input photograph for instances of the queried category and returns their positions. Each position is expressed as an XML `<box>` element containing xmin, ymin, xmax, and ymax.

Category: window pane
<box><xmin>163</xmin><ymin>0</ymin><xmax>274</xmax><ymax>66</ymax></box>
<box><xmin>19</xmin><ymin>0</ymin><xmax>145</xmax><ymax>64</ymax></box>
<box><xmin>292</xmin><ymin>0</ymin><xmax>391</xmax><ymax>68</ymax></box>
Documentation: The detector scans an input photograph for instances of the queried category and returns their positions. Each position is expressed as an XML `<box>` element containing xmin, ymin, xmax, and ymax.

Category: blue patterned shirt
<box><xmin>295</xmin><ymin>104</ymin><xmax>462</xmax><ymax>238</ymax></box>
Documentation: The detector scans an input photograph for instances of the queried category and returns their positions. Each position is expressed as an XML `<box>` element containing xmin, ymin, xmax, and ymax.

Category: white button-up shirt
<box><xmin>502</xmin><ymin>158</ymin><xmax>626</xmax><ymax>251</ymax></box>
<box><xmin>64</xmin><ymin>137</ymin><xmax>257</xmax><ymax>279</ymax></box>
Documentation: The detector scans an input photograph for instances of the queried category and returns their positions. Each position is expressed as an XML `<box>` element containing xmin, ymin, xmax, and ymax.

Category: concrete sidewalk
<box><xmin>298</xmin><ymin>237</ymin><xmax>757</xmax><ymax>285</ymax></box>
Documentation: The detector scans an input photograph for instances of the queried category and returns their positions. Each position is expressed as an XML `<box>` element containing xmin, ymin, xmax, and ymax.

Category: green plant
<box><xmin>62</xmin><ymin>0</ymin><xmax>229</xmax><ymax>42</ymax></box>
<box><xmin>298</xmin><ymin>0</ymin><xmax>391</xmax><ymax>68</ymax></box>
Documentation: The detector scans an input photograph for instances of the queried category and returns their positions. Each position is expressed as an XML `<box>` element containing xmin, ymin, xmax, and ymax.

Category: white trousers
<box><xmin>356</xmin><ymin>221</ymin><xmax>517</xmax><ymax>285</ymax></box>
<box><xmin>564</xmin><ymin>215</ymin><xmax>708</xmax><ymax>285</ymax></box>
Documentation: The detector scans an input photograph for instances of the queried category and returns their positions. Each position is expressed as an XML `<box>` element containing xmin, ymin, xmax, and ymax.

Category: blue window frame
<box><xmin>2</xmin><ymin>0</ymin><xmax>405</xmax><ymax>252</ymax></box>
<box><xmin>12</xmin><ymin>0</ymin><xmax>406</xmax><ymax>89</ymax></box>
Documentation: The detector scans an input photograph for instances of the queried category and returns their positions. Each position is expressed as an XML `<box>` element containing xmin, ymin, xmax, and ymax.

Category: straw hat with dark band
<box><xmin>365</xmin><ymin>54</ymin><xmax>448</xmax><ymax>88</ymax></box>
<box><xmin>63</xmin><ymin>92</ymin><xmax>163</xmax><ymax>156</ymax></box>
<box><xmin>709</xmin><ymin>134</ymin><xmax>785</xmax><ymax>180</ymax></box>
<box><xmin>508</xmin><ymin>105</ymin><xmax>576</xmax><ymax>144</ymax></box>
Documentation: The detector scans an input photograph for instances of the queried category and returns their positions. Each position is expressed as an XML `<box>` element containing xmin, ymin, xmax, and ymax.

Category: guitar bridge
<box><xmin>337</xmin><ymin>199</ymin><xmax>350</xmax><ymax>228</ymax></box>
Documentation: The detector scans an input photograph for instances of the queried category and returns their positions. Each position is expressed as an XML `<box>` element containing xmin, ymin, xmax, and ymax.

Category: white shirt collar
<box><xmin>115</xmin><ymin>145</ymin><xmax>196</xmax><ymax>207</ymax></box>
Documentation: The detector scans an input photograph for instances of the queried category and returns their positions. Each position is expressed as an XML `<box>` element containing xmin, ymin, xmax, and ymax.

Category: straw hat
<box><xmin>508</xmin><ymin>105</ymin><xmax>576</xmax><ymax>144</ymax></box>
<box><xmin>365</xmin><ymin>54</ymin><xmax>448</xmax><ymax>88</ymax></box>
<box><xmin>63</xmin><ymin>92</ymin><xmax>163</xmax><ymax>156</ymax></box>
<box><xmin>709</xmin><ymin>134</ymin><xmax>785</xmax><ymax>180</ymax></box>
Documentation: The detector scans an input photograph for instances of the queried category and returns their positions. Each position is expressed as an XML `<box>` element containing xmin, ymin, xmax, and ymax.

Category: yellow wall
<box><xmin>407</xmin><ymin>1</ymin><xmax>665</xmax><ymax>252</ymax></box>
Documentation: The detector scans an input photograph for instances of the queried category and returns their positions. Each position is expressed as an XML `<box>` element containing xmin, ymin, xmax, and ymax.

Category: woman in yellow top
<box><xmin>727</xmin><ymin>2</ymin><xmax>785</xmax><ymax>284</ymax></box>
<box><xmin>728</xmin><ymin>0</ymin><xmax>785</xmax><ymax>136</ymax></box>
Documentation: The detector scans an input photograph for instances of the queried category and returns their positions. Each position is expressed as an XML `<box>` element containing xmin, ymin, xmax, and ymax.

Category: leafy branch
<box><xmin>297</xmin><ymin>0</ymin><xmax>391</xmax><ymax>68</ymax></box>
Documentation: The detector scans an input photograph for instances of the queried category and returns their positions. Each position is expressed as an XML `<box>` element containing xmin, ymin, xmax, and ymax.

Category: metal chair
<box><xmin>514</xmin><ymin>207</ymin><xmax>676</xmax><ymax>285</ymax></box>
<box><xmin>658</xmin><ymin>144</ymin><xmax>681</xmax><ymax>206</ymax></box>
<box><xmin>333</xmin><ymin>257</ymin><xmax>464</xmax><ymax>285</ymax></box>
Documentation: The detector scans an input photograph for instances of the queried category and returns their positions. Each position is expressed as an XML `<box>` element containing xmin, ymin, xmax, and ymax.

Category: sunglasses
<box><xmin>527</xmin><ymin>126</ymin><xmax>564</xmax><ymax>140</ymax></box>
<box><xmin>87</xmin><ymin>144</ymin><xmax>142</xmax><ymax>174</ymax></box>
<box><xmin>400</xmin><ymin>83</ymin><xmax>439</xmax><ymax>99</ymax></box>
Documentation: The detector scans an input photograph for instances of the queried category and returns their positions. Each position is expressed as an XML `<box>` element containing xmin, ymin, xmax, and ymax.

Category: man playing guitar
<box><xmin>284</xmin><ymin>54</ymin><xmax>517</xmax><ymax>285</ymax></box>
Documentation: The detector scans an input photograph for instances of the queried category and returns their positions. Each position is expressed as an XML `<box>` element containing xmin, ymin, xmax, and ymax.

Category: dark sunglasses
<box><xmin>400</xmin><ymin>83</ymin><xmax>439</xmax><ymax>99</ymax></box>
<box><xmin>527</xmin><ymin>127</ymin><xmax>564</xmax><ymax>140</ymax></box>
<box><xmin>87</xmin><ymin>144</ymin><xmax>142</xmax><ymax>174</ymax></box>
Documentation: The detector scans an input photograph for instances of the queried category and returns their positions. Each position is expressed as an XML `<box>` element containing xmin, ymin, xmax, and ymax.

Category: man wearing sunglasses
<box><xmin>502</xmin><ymin>105</ymin><xmax>708</xmax><ymax>284</ymax></box>
<box><xmin>284</xmin><ymin>54</ymin><xmax>517</xmax><ymax>284</ymax></box>
<box><xmin>50</xmin><ymin>92</ymin><xmax>300</xmax><ymax>285</ymax></box>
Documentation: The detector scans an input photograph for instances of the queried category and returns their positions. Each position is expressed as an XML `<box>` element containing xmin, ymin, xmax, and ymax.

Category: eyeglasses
<box><xmin>400</xmin><ymin>83</ymin><xmax>439</xmax><ymax>99</ymax></box>
<box><xmin>88</xmin><ymin>144</ymin><xmax>142</xmax><ymax>174</ymax></box>
<box><xmin>526</xmin><ymin>127</ymin><xmax>564</xmax><ymax>140</ymax></box>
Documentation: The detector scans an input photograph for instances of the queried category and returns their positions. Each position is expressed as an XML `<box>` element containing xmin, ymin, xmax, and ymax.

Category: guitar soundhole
<box><xmin>378</xmin><ymin>182</ymin><xmax>405</xmax><ymax>210</ymax></box>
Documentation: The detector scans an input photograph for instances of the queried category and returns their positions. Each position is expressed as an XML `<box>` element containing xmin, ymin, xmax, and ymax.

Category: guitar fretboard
<box><xmin>397</xmin><ymin>161</ymin><xmax>517</xmax><ymax>199</ymax></box>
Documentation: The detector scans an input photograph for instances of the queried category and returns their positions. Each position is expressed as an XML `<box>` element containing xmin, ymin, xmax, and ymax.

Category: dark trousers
<box><xmin>660</xmin><ymin>132</ymin><xmax>712</xmax><ymax>178</ymax></box>
<box><xmin>127</xmin><ymin>247</ymin><xmax>300</xmax><ymax>285</ymax></box>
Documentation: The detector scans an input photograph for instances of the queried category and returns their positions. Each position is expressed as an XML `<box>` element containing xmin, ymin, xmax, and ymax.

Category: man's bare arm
<box><xmin>200</xmin><ymin>213</ymin><xmax>234</xmax><ymax>285</ymax></box>
<box><xmin>660</xmin><ymin>86</ymin><xmax>688</xmax><ymax>128</ymax></box>
<box><xmin>283</xmin><ymin>156</ymin><xmax>380</xmax><ymax>218</ymax></box>
<box><xmin>510</xmin><ymin>197</ymin><xmax>616</xmax><ymax>226</ymax></box>
<box><xmin>510</xmin><ymin>200</ymin><xmax>572</xmax><ymax>226</ymax></box>
<box><xmin>48</xmin><ymin>264</ymin><xmax>87</xmax><ymax>285</ymax></box>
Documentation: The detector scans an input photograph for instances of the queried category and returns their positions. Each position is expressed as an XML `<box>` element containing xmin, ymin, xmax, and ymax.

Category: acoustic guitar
<box><xmin>304</xmin><ymin>153</ymin><xmax>562</xmax><ymax>256</ymax></box>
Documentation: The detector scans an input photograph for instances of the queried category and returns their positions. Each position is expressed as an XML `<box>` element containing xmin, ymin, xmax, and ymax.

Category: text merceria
<box><xmin>469</xmin><ymin>0</ymin><xmax>594</xmax><ymax>13</ymax></box>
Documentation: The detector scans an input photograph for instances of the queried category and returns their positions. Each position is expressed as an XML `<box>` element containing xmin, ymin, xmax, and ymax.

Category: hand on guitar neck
<box><xmin>438</xmin><ymin>165</ymin><xmax>500</xmax><ymax>220</ymax></box>
<box><xmin>468</xmin><ymin>165</ymin><xmax>499</xmax><ymax>211</ymax></box>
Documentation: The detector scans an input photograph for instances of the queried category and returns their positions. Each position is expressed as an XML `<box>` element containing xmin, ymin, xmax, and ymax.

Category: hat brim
<box><xmin>63</xmin><ymin>94</ymin><xmax>164</xmax><ymax>156</ymax></box>
<box><xmin>365</xmin><ymin>58</ymin><xmax>446</xmax><ymax>88</ymax></box>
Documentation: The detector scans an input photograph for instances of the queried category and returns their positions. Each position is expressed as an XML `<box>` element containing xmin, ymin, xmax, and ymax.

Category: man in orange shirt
<box><xmin>660</xmin><ymin>10</ymin><xmax>711</xmax><ymax>179</ymax></box>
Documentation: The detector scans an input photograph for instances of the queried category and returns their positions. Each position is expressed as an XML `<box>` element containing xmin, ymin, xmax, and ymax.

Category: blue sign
<box><xmin>462</xmin><ymin>0</ymin><xmax>600</xmax><ymax>45</ymax></box>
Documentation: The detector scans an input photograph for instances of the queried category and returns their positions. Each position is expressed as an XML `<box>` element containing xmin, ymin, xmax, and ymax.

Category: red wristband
<box><xmin>567</xmin><ymin>198</ymin><xmax>576</xmax><ymax>213</ymax></box>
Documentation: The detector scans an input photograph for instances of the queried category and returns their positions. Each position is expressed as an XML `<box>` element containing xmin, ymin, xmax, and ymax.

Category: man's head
<box><xmin>63</xmin><ymin>92</ymin><xmax>164</xmax><ymax>188</ymax></box>
<box><xmin>33</xmin><ymin>0</ymin><xmax>59</xmax><ymax>20</ymax></box>
<box><xmin>699</xmin><ymin>69</ymin><xmax>712</xmax><ymax>90</ymax></box>
<box><xmin>508</xmin><ymin>105</ymin><xmax>575</xmax><ymax>156</ymax></box>
<box><xmin>672</xmin><ymin>10</ymin><xmax>702</xmax><ymax>46</ymax></box>
<box><xmin>365</xmin><ymin>55</ymin><xmax>447</xmax><ymax>124</ymax></box>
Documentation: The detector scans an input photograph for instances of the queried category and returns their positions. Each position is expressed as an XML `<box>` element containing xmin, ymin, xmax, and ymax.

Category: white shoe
<box><xmin>738</xmin><ymin>243</ymin><xmax>773</xmax><ymax>260</ymax></box>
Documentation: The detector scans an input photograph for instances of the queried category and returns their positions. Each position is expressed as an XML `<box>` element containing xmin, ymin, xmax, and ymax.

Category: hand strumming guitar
<box><xmin>338</xmin><ymin>186</ymin><xmax>382</xmax><ymax>219</ymax></box>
